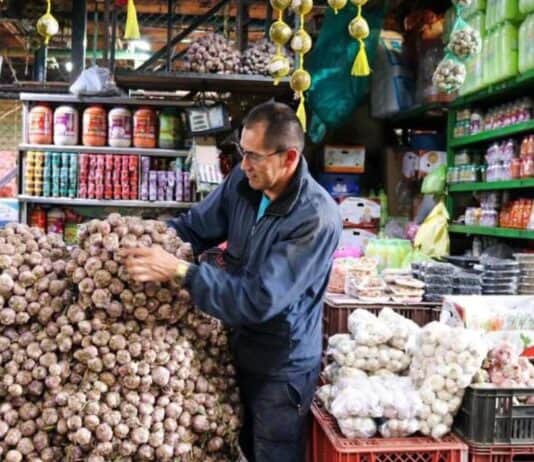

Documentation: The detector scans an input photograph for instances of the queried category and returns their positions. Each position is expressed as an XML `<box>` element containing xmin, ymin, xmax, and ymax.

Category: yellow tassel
<box><xmin>296</xmin><ymin>94</ymin><xmax>307</xmax><ymax>132</ymax></box>
<box><xmin>125</xmin><ymin>0</ymin><xmax>141</xmax><ymax>40</ymax></box>
<box><xmin>351</xmin><ymin>38</ymin><xmax>371</xmax><ymax>76</ymax></box>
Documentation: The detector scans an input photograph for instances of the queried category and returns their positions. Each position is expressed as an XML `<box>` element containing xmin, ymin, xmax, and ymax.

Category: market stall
<box><xmin>0</xmin><ymin>0</ymin><xmax>533</xmax><ymax>461</ymax></box>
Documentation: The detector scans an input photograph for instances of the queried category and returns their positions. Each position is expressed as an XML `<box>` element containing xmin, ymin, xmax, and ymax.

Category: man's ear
<box><xmin>285</xmin><ymin>148</ymin><xmax>299</xmax><ymax>165</ymax></box>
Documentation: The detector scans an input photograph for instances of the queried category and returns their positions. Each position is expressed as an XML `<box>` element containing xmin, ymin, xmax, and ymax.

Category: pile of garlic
<box><xmin>410</xmin><ymin>322</ymin><xmax>487</xmax><ymax>439</ymax></box>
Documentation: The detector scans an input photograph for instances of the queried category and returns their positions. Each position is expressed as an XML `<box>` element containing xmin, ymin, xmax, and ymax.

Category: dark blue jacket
<box><xmin>170</xmin><ymin>158</ymin><xmax>342</xmax><ymax>378</ymax></box>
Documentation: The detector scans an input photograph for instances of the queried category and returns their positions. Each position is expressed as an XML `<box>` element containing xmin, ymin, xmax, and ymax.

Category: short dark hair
<box><xmin>242</xmin><ymin>101</ymin><xmax>305</xmax><ymax>154</ymax></box>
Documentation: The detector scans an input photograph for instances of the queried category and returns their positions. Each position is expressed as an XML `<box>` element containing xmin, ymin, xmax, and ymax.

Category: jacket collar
<box><xmin>237</xmin><ymin>157</ymin><xmax>308</xmax><ymax>217</ymax></box>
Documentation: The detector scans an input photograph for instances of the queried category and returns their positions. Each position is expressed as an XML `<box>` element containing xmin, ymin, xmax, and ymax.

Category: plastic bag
<box><xmin>348</xmin><ymin>309</ymin><xmax>392</xmax><ymax>346</ymax></box>
<box><xmin>432</xmin><ymin>56</ymin><xmax>467</xmax><ymax>93</ymax></box>
<box><xmin>69</xmin><ymin>65</ymin><xmax>121</xmax><ymax>96</ymax></box>
<box><xmin>330</xmin><ymin>380</ymin><xmax>383</xmax><ymax>419</ymax></box>
<box><xmin>447</xmin><ymin>19</ymin><xmax>482</xmax><ymax>61</ymax></box>
<box><xmin>421</xmin><ymin>164</ymin><xmax>447</xmax><ymax>194</ymax></box>
<box><xmin>380</xmin><ymin>419</ymin><xmax>420</xmax><ymax>437</ymax></box>
<box><xmin>519</xmin><ymin>14</ymin><xmax>534</xmax><ymax>74</ymax></box>
<box><xmin>413</xmin><ymin>201</ymin><xmax>450</xmax><ymax>258</ymax></box>
<box><xmin>379</xmin><ymin>307</ymin><xmax>421</xmax><ymax>350</ymax></box>
<box><xmin>338</xmin><ymin>417</ymin><xmax>377</xmax><ymax>438</ymax></box>
<box><xmin>520</xmin><ymin>0</ymin><xmax>534</xmax><ymax>14</ymax></box>
<box><xmin>370</xmin><ymin>31</ymin><xmax>415</xmax><ymax>118</ymax></box>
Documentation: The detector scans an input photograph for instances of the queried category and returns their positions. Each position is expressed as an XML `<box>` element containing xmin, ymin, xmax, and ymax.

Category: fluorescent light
<box><xmin>131</xmin><ymin>39</ymin><xmax>151</xmax><ymax>51</ymax></box>
<box><xmin>65</xmin><ymin>61</ymin><xmax>73</xmax><ymax>72</ymax></box>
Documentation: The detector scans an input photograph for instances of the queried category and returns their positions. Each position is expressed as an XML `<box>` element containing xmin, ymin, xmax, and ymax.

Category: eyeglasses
<box><xmin>234</xmin><ymin>143</ymin><xmax>286</xmax><ymax>164</ymax></box>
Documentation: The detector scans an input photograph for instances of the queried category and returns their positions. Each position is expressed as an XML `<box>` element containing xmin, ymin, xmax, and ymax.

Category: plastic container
<box><xmin>82</xmin><ymin>105</ymin><xmax>107</xmax><ymax>146</ymax></box>
<box><xmin>133</xmin><ymin>107</ymin><xmax>157</xmax><ymax>149</ymax></box>
<box><xmin>467</xmin><ymin>443</ymin><xmax>534</xmax><ymax>462</ymax></box>
<box><xmin>29</xmin><ymin>206</ymin><xmax>47</xmax><ymax>231</ymax></box>
<box><xmin>518</xmin><ymin>14</ymin><xmax>534</xmax><ymax>73</ymax></box>
<box><xmin>454</xmin><ymin>386</ymin><xmax>534</xmax><ymax>445</ymax></box>
<box><xmin>46</xmin><ymin>208</ymin><xmax>65</xmax><ymax>235</ymax></box>
<box><xmin>520</xmin><ymin>0</ymin><xmax>534</xmax><ymax>15</ymax></box>
<box><xmin>495</xmin><ymin>22</ymin><xmax>519</xmax><ymax>83</ymax></box>
<box><xmin>310</xmin><ymin>402</ymin><xmax>468</xmax><ymax>462</ymax></box>
<box><xmin>158</xmin><ymin>109</ymin><xmax>182</xmax><ymax>149</ymax></box>
<box><xmin>53</xmin><ymin>105</ymin><xmax>79</xmax><ymax>146</ymax></box>
<box><xmin>108</xmin><ymin>107</ymin><xmax>132</xmax><ymax>148</ymax></box>
<box><xmin>29</xmin><ymin>103</ymin><xmax>53</xmax><ymax>145</ymax></box>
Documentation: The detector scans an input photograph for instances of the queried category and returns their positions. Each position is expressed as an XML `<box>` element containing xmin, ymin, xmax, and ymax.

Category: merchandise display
<box><xmin>26</xmin><ymin>101</ymin><xmax>187</xmax><ymax>150</ymax></box>
<box><xmin>2</xmin><ymin>1</ymin><xmax>534</xmax><ymax>458</ymax></box>
<box><xmin>318</xmin><ymin>309</ymin><xmax>488</xmax><ymax>440</ymax></box>
<box><xmin>0</xmin><ymin>217</ymin><xmax>241</xmax><ymax>461</ymax></box>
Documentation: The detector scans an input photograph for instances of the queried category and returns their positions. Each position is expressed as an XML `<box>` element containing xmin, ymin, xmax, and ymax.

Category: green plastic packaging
<box><xmin>421</xmin><ymin>165</ymin><xmax>447</xmax><ymax>195</ymax></box>
<box><xmin>463</xmin><ymin>0</ymin><xmax>487</xmax><ymax>19</ymax></box>
<box><xmin>468</xmin><ymin>11</ymin><xmax>487</xmax><ymax>36</ymax></box>
<box><xmin>519</xmin><ymin>14</ymin><xmax>534</xmax><ymax>72</ymax></box>
<box><xmin>158</xmin><ymin>109</ymin><xmax>183</xmax><ymax>149</ymax></box>
<box><xmin>459</xmin><ymin>11</ymin><xmax>486</xmax><ymax>94</ymax></box>
<box><xmin>483</xmin><ymin>33</ymin><xmax>496</xmax><ymax>85</ymax></box>
<box><xmin>495</xmin><ymin>22</ymin><xmax>519</xmax><ymax>82</ymax></box>
<box><xmin>487</xmin><ymin>0</ymin><xmax>521</xmax><ymax>30</ymax></box>
<box><xmin>519</xmin><ymin>0</ymin><xmax>534</xmax><ymax>15</ymax></box>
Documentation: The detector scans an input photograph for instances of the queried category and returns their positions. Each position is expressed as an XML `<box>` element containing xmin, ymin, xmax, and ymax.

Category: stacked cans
<box><xmin>24</xmin><ymin>151</ymin><xmax>44</xmax><ymax>196</ymax></box>
<box><xmin>140</xmin><ymin>156</ymin><xmax>194</xmax><ymax>202</ymax></box>
<box><xmin>37</xmin><ymin>152</ymin><xmax>77</xmax><ymax>198</ymax></box>
<box><xmin>79</xmin><ymin>154</ymin><xmax>138</xmax><ymax>200</ymax></box>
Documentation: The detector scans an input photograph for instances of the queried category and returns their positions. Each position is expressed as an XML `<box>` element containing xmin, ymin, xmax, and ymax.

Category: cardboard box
<box><xmin>324</xmin><ymin>145</ymin><xmax>365</xmax><ymax>173</ymax></box>
<box><xmin>338</xmin><ymin>227</ymin><xmax>377</xmax><ymax>253</ymax></box>
<box><xmin>339</xmin><ymin>197</ymin><xmax>380</xmax><ymax>227</ymax></box>
<box><xmin>317</xmin><ymin>173</ymin><xmax>360</xmax><ymax>202</ymax></box>
<box><xmin>0</xmin><ymin>199</ymin><xmax>19</xmax><ymax>227</ymax></box>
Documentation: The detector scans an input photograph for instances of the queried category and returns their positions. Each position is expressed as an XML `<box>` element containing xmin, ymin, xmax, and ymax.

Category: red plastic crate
<box><xmin>468</xmin><ymin>442</ymin><xmax>534</xmax><ymax>462</ymax></box>
<box><xmin>310</xmin><ymin>402</ymin><xmax>469</xmax><ymax>462</ymax></box>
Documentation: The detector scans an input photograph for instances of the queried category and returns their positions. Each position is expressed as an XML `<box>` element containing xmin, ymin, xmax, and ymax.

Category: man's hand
<box><xmin>121</xmin><ymin>246</ymin><xmax>190</xmax><ymax>283</ymax></box>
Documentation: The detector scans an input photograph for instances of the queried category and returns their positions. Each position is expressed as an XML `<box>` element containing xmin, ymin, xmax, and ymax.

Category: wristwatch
<box><xmin>173</xmin><ymin>260</ymin><xmax>190</xmax><ymax>285</ymax></box>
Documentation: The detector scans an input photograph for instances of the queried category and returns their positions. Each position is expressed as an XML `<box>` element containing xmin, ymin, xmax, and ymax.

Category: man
<box><xmin>124</xmin><ymin>101</ymin><xmax>342</xmax><ymax>462</ymax></box>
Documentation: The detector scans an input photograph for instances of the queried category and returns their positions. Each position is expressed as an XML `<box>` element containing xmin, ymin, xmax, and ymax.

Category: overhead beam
<box><xmin>71</xmin><ymin>0</ymin><xmax>87</xmax><ymax>80</ymax></box>
<box><xmin>136</xmin><ymin>0</ymin><xmax>232</xmax><ymax>71</ymax></box>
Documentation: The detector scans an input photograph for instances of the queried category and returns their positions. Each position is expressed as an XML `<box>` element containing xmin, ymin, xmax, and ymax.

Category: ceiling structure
<box><xmin>0</xmin><ymin>0</ymin><xmax>449</xmax><ymax>87</ymax></box>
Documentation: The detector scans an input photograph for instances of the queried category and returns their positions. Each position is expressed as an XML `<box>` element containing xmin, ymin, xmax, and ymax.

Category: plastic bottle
<box><xmin>29</xmin><ymin>104</ymin><xmax>53</xmax><ymax>144</ymax></box>
<box><xmin>53</xmin><ymin>105</ymin><xmax>79</xmax><ymax>146</ymax></box>
<box><xmin>30</xmin><ymin>206</ymin><xmax>47</xmax><ymax>231</ymax></box>
<box><xmin>133</xmin><ymin>108</ymin><xmax>157</xmax><ymax>149</ymax></box>
<box><xmin>108</xmin><ymin>107</ymin><xmax>132</xmax><ymax>148</ymax></box>
<box><xmin>378</xmin><ymin>189</ymin><xmax>388</xmax><ymax>229</ymax></box>
<box><xmin>82</xmin><ymin>105</ymin><xmax>107</xmax><ymax>146</ymax></box>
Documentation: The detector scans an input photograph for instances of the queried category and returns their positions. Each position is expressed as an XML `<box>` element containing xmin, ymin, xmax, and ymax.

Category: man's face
<box><xmin>239</xmin><ymin>123</ymin><xmax>287</xmax><ymax>192</ymax></box>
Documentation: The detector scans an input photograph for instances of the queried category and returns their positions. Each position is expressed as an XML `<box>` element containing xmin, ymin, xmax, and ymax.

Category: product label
<box><xmin>54</xmin><ymin>113</ymin><xmax>76</xmax><ymax>135</ymax></box>
<box><xmin>30</xmin><ymin>113</ymin><xmax>51</xmax><ymax>136</ymax></box>
<box><xmin>84</xmin><ymin>114</ymin><xmax>106</xmax><ymax>136</ymax></box>
<box><xmin>135</xmin><ymin>115</ymin><xmax>156</xmax><ymax>139</ymax></box>
<box><xmin>110</xmin><ymin>115</ymin><xmax>132</xmax><ymax>140</ymax></box>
